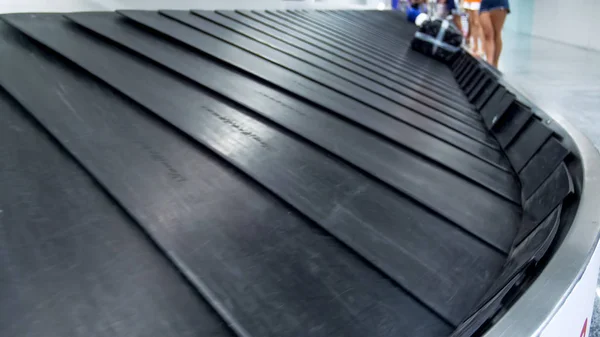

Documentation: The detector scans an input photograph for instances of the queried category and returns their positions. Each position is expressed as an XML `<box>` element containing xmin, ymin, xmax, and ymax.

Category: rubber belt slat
<box><xmin>220</xmin><ymin>10</ymin><xmax>476</xmax><ymax>114</ymax></box>
<box><xmin>1</xmin><ymin>13</ymin><xmax>509</xmax><ymax>325</ymax></box>
<box><xmin>271</xmin><ymin>10</ymin><xmax>453</xmax><ymax>81</ymax></box>
<box><xmin>71</xmin><ymin>12</ymin><xmax>522</xmax><ymax>251</ymax></box>
<box><xmin>165</xmin><ymin>11</ymin><xmax>494</xmax><ymax>147</ymax></box>
<box><xmin>263</xmin><ymin>10</ymin><xmax>455</xmax><ymax>85</ymax></box>
<box><xmin>119</xmin><ymin>10</ymin><xmax>516</xmax><ymax>177</ymax></box>
<box><xmin>193</xmin><ymin>10</ymin><xmax>485</xmax><ymax>130</ymax></box>
<box><xmin>67</xmin><ymin>12</ymin><xmax>518</xmax><ymax>201</ymax></box>
<box><xmin>0</xmin><ymin>88</ymin><xmax>234</xmax><ymax>337</ymax></box>
<box><xmin>238</xmin><ymin>10</ymin><xmax>469</xmax><ymax>102</ymax></box>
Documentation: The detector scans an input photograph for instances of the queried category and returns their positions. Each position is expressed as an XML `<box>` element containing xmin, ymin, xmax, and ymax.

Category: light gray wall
<box><xmin>503</xmin><ymin>0</ymin><xmax>534</xmax><ymax>35</ymax></box>
<box><xmin>530</xmin><ymin>0</ymin><xmax>600</xmax><ymax>51</ymax></box>
<box><xmin>492</xmin><ymin>0</ymin><xmax>599</xmax><ymax>51</ymax></box>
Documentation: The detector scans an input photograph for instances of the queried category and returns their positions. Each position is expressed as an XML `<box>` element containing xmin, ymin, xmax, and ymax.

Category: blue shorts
<box><xmin>480</xmin><ymin>0</ymin><xmax>510</xmax><ymax>13</ymax></box>
<box><xmin>445</xmin><ymin>0</ymin><xmax>459</xmax><ymax>14</ymax></box>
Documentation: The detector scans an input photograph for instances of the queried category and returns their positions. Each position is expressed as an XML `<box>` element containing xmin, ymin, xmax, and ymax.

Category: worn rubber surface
<box><xmin>0</xmin><ymin>89</ymin><xmax>233</xmax><ymax>337</ymax></box>
<box><xmin>0</xmin><ymin>10</ymin><xmax>521</xmax><ymax>337</ymax></box>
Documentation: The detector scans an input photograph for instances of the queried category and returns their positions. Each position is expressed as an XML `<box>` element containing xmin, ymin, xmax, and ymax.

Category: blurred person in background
<box><xmin>410</xmin><ymin>0</ymin><xmax>427</xmax><ymax>9</ymax></box>
<box><xmin>463</xmin><ymin>0</ymin><xmax>483</xmax><ymax>55</ymax></box>
<box><xmin>442</xmin><ymin>0</ymin><xmax>463</xmax><ymax>34</ymax></box>
<box><xmin>479</xmin><ymin>0</ymin><xmax>509</xmax><ymax>67</ymax></box>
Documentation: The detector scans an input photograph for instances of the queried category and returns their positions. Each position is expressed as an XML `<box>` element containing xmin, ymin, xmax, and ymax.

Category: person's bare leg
<box><xmin>470</xmin><ymin>10</ymin><xmax>483</xmax><ymax>54</ymax></box>
<box><xmin>465</xmin><ymin>9</ymin><xmax>472</xmax><ymax>47</ymax></box>
<box><xmin>490</xmin><ymin>9</ymin><xmax>508</xmax><ymax>67</ymax></box>
<box><xmin>479</xmin><ymin>11</ymin><xmax>495</xmax><ymax>66</ymax></box>
<box><xmin>453</xmin><ymin>14</ymin><xmax>463</xmax><ymax>34</ymax></box>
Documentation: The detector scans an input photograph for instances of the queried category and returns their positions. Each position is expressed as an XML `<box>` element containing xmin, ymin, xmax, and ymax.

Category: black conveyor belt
<box><xmin>0</xmin><ymin>10</ymin><xmax>521</xmax><ymax>337</ymax></box>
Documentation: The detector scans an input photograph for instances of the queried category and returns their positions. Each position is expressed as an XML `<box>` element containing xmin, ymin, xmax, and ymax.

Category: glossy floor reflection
<box><xmin>498</xmin><ymin>31</ymin><xmax>600</xmax><ymax>336</ymax></box>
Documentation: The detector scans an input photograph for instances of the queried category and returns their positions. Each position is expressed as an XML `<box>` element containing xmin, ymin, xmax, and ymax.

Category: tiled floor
<box><xmin>498</xmin><ymin>31</ymin><xmax>600</xmax><ymax>336</ymax></box>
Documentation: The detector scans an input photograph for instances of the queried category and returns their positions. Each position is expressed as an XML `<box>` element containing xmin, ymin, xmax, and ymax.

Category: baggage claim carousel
<box><xmin>0</xmin><ymin>9</ymin><xmax>598</xmax><ymax>337</ymax></box>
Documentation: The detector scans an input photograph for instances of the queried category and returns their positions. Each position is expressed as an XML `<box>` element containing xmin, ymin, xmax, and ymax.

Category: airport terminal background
<box><xmin>1</xmin><ymin>0</ymin><xmax>599</xmax><ymax>335</ymax></box>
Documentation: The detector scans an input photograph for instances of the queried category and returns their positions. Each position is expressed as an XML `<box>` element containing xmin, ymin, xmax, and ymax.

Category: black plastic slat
<box><xmin>217</xmin><ymin>11</ymin><xmax>470</xmax><ymax>112</ymax></box>
<box><xmin>193</xmin><ymin>10</ymin><xmax>482</xmax><ymax>128</ymax></box>
<box><xmin>454</xmin><ymin>57</ymin><xmax>472</xmax><ymax>76</ymax></box>
<box><xmin>305</xmin><ymin>11</ymin><xmax>415</xmax><ymax>49</ymax></box>
<box><xmin>0</xmin><ymin>89</ymin><xmax>234</xmax><ymax>337</ymax></box>
<box><xmin>452</xmin><ymin>53</ymin><xmax>467</xmax><ymax>71</ymax></box>
<box><xmin>452</xmin><ymin>56</ymin><xmax>466</xmax><ymax>73</ymax></box>
<box><xmin>242</xmin><ymin>10</ymin><xmax>467</xmax><ymax>99</ymax></box>
<box><xmin>520</xmin><ymin>138</ymin><xmax>570</xmax><ymax>200</ymax></box>
<box><xmin>290</xmin><ymin>11</ymin><xmax>412</xmax><ymax>54</ymax></box>
<box><xmin>459</xmin><ymin>67</ymin><xmax>480</xmax><ymax>88</ymax></box>
<box><xmin>2</xmin><ymin>14</ymin><xmax>510</xmax><ymax>325</ymax></box>
<box><xmin>268</xmin><ymin>10</ymin><xmax>446</xmax><ymax>81</ymax></box>
<box><xmin>467</xmin><ymin>74</ymin><xmax>491</xmax><ymax>102</ymax></box>
<box><xmin>130</xmin><ymin>10</ymin><xmax>503</xmax><ymax>161</ymax></box>
<box><xmin>265</xmin><ymin>10</ymin><xmax>436</xmax><ymax>78</ymax></box>
<box><xmin>477</xmin><ymin>204</ymin><xmax>562</xmax><ymax>311</ymax></box>
<box><xmin>456</xmin><ymin>62</ymin><xmax>473</xmax><ymax>84</ymax></box>
<box><xmin>116</xmin><ymin>11</ymin><xmax>516</xmax><ymax>175</ymax></box>
<box><xmin>218</xmin><ymin>10</ymin><xmax>474</xmax><ymax>112</ymax></box>
<box><xmin>451</xmin><ymin>205</ymin><xmax>562</xmax><ymax>337</ymax></box>
<box><xmin>333</xmin><ymin>11</ymin><xmax>410</xmax><ymax>37</ymax></box>
<box><xmin>0</xmin><ymin>22</ymin><xmax>455</xmax><ymax>336</ymax></box>
<box><xmin>480</xmin><ymin>87</ymin><xmax>508</xmax><ymax>127</ymax></box>
<box><xmin>246</xmin><ymin>9</ymin><xmax>469</xmax><ymax>102</ymax></box>
<box><xmin>464</xmin><ymin>71</ymin><xmax>484</xmax><ymax>97</ymax></box>
<box><xmin>302</xmin><ymin>11</ymin><xmax>453</xmax><ymax>79</ymax></box>
<box><xmin>335</xmin><ymin>10</ymin><xmax>414</xmax><ymax>34</ymax></box>
<box><xmin>523</xmin><ymin>162</ymin><xmax>574</xmax><ymax>226</ymax></box>
<box><xmin>474</xmin><ymin>80</ymin><xmax>499</xmax><ymax>110</ymax></box>
<box><xmin>457</xmin><ymin>63</ymin><xmax>477</xmax><ymax>85</ymax></box>
<box><xmin>485</xmin><ymin>205</ymin><xmax>562</xmax><ymax>304</ymax></box>
<box><xmin>453</xmin><ymin>58</ymin><xmax>468</xmax><ymax>76</ymax></box>
<box><xmin>505</xmin><ymin>120</ymin><xmax>554</xmax><ymax>172</ymax></box>
<box><xmin>286</xmin><ymin>10</ymin><xmax>452</xmax><ymax>80</ymax></box>
<box><xmin>492</xmin><ymin>102</ymin><xmax>533</xmax><ymax>148</ymax></box>
<box><xmin>165</xmin><ymin>11</ymin><xmax>491</xmax><ymax>146</ymax></box>
<box><xmin>482</xmin><ymin>89</ymin><xmax>515</xmax><ymax>130</ymax></box>
<box><xmin>313</xmin><ymin>12</ymin><xmax>416</xmax><ymax>59</ymax></box>
<box><xmin>491</xmin><ymin>92</ymin><xmax>518</xmax><ymax>129</ymax></box>
<box><xmin>64</xmin><ymin>12</ymin><xmax>522</xmax><ymax>246</ymax></box>
<box><xmin>66</xmin><ymin>12</ymin><xmax>518</xmax><ymax>200</ymax></box>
